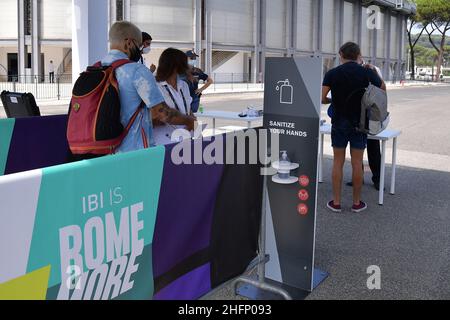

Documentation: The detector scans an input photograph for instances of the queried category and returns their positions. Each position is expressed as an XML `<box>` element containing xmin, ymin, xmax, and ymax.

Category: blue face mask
<box><xmin>188</xmin><ymin>60</ymin><xmax>197</xmax><ymax>67</ymax></box>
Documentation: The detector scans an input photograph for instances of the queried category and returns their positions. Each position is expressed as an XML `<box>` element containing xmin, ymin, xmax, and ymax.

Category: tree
<box><xmin>407</xmin><ymin>3</ymin><xmax>427</xmax><ymax>79</ymax></box>
<box><xmin>417</xmin><ymin>0</ymin><xmax>450</xmax><ymax>81</ymax></box>
<box><xmin>415</xmin><ymin>45</ymin><xmax>438</xmax><ymax>67</ymax></box>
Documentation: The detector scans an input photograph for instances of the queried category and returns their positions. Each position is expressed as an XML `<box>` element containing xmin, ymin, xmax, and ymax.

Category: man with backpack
<box><xmin>322</xmin><ymin>42</ymin><xmax>386</xmax><ymax>213</ymax></box>
<box><xmin>67</xmin><ymin>21</ymin><xmax>195</xmax><ymax>159</ymax></box>
<box><xmin>345</xmin><ymin>60</ymin><xmax>384</xmax><ymax>191</ymax></box>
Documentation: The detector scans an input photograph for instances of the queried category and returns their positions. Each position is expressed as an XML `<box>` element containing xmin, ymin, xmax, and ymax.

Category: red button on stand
<box><xmin>299</xmin><ymin>175</ymin><xmax>310</xmax><ymax>187</ymax></box>
<box><xmin>298</xmin><ymin>189</ymin><xmax>309</xmax><ymax>201</ymax></box>
<box><xmin>297</xmin><ymin>203</ymin><xmax>308</xmax><ymax>216</ymax></box>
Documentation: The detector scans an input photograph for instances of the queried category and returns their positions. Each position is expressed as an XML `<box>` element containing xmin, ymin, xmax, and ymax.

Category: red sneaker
<box><xmin>352</xmin><ymin>201</ymin><xmax>368</xmax><ymax>213</ymax></box>
<box><xmin>327</xmin><ymin>201</ymin><xmax>342</xmax><ymax>213</ymax></box>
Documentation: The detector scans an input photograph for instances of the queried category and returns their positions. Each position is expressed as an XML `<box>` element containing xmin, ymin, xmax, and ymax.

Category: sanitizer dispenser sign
<box><xmin>276</xmin><ymin>79</ymin><xmax>294</xmax><ymax>104</ymax></box>
<box><xmin>264</xmin><ymin>56</ymin><xmax>326</xmax><ymax>294</ymax></box>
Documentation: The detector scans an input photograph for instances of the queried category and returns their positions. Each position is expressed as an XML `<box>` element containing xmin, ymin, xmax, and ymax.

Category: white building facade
<box><xmin>0</xmin><ymin>0</ymin><xmax>415</xmax><ymax>83</ymax></box>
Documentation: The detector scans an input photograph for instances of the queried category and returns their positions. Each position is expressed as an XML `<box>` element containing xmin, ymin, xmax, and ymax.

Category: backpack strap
<box><xmin>111</xmin><ymin>59</ymin><xmax>132</xmax><ymax>70</ymax></box>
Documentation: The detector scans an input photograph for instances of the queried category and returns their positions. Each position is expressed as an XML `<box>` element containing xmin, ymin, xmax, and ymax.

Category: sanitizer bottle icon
<box><xmin>276</xmin><ymin>79</ymin><xmax>294</xmax><ymax>105</ymax></box>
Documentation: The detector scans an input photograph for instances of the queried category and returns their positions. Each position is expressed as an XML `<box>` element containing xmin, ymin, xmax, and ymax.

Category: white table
<box><xmin>318</xmin><ymin>124</ymin><xmax>401</xmax><ymax>205</ymax></box>
<box><xmin>195</xmin><ymin>111</ymin><xmax>263</xmax><ymax>130</ymax></box>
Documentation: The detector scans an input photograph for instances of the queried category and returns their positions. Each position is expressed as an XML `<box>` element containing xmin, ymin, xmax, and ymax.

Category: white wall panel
<box><xmin>376</xmin><ymin>11</ymin><xmax>385</xmax><ymax>58</ymax></box>
<box><xmin>343</xmin><ymin>1</ymin><xmax>355</xmax><ymax>43</ymax></box>
<box><xmin>210</xmin><ymin>0</ymin><xmax>254</xmax><ymax>46</ymax></box>
<box><xmin>390</xmin><ymin>14</ymin><xmax>399</xmax><ymax>59</ymax></box>
<box><xmin>322</xmin><ymin>0</ymin><xmax>336</xmax><ymax>53</ymax></box>
<box><xmin>266</xmin><ymin>0</ymin><xmax>286</xmax><ymax>48</ymax></box>
<box><xmin>361</xmin><ymin>6</ymin><xmax>374</xmax><ymax>57</ymax></box>
<box><xmin>297</xmin><ymin>0</ymin><xmax>314</xmax><ymax>51</ymax></box>
<box><xmin>0</xmin><ymin>0</ymin><xmax>18</xmax><ymax>39</ymax></box>
<box><xmin>130</xmin><ymin>0</ymin><xmax>194</xmax><ymax>42</ymax></box>
<box><xmin>40</xmin><ymin>0</ymin><xmax>72</xmax><ymax>39</ymax></box>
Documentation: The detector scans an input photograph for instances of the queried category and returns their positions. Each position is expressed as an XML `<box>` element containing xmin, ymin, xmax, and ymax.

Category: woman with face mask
<box><xmin>154</xmin><ymin>48</ymin><xmax>196</xmax><ymax>145</ymax></box>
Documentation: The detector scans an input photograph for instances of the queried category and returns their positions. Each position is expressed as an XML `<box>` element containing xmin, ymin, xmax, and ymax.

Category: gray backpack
<box><xmin>359</xmin><ymin>83</ymin><xmax>390</xmax><ymax>135</ymax></box>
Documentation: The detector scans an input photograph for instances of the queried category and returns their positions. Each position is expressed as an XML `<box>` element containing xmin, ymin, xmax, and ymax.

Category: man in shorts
<box><xmin>322</xmin><ymin>42</ymin><xmax>386</xmax><ymax>213</ymax></box>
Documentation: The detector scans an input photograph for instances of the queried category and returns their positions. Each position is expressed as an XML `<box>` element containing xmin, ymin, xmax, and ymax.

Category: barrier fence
<box><xmin>0</xmin><ymin>75</ymin><xmax>72</xmax><ymax>100</ymax></box>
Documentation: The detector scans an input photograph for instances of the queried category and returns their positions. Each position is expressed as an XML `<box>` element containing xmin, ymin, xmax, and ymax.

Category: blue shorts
<box><xmin>331</xmin><ymin>118</ymin><xmax>367</xmax><ymax>150</ymax></box>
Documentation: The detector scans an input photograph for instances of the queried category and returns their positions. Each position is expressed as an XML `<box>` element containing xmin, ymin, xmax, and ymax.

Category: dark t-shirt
<box><xmin>323</xmin><ymin>61</ymin><xmax>382</xmax><ymax>125</ymax></box>
<box><xmin>188</xmin><ymin>67</ymin><xmax>209</xmax><ymax>95</ymax></box>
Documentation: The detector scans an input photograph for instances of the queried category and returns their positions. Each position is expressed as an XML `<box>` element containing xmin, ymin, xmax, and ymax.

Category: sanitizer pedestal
<box><xmin>235</xmin><ymin>56</ymin><xmax>328</xmax><ymax>300</ymax></box>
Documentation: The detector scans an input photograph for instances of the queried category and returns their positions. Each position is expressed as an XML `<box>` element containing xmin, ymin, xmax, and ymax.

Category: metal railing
<box><xmin>210</xmin><ymin>73</ymin><xmax>264</xmax><ymax>92</ymax></box>
<box><xmin>1</xmin><ymin>72</ymin><xmax>446</xmax><ymax>102</ymax></box>
<box><xmin>0</xmin><ymin>74</ymin><xmax>72</xmax><ymax>100</ymax></box>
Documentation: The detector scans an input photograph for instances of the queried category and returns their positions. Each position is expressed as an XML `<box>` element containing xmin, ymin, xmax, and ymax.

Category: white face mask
<box><xmin>142</xmin><ymin>46</ymin><xmax>151</xmax><ymax>55</ymax></box>
<box><xmin>188</xmin><ymin>59</ymin><xmax>197</xmax><ymax>67</ymax></box>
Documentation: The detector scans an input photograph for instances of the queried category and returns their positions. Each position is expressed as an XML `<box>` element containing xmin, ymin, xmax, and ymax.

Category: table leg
<box><xmin>379</xmin><ymin>140</ymin><xmax>386</xmax><ymax>206</ymax></box>
<box><xmin>213</xmin><ymin>118</ymin><xmax>216</xmax><ymax>135</ymax></box>
<box><xmin>390</xmin><ymin>137</ymin><xmax>397</xmax><ymax>195</ymax></box>
<box><xmin>319</xmin><ymin>133</ymin><xmax>324</xmax><ymax>183</ymax></box>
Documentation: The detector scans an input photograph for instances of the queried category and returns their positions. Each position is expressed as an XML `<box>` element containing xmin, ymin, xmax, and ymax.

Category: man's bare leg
<box><xmin>332</xmin><ymin>148</ymin><xmax>346</xmax><ymax>205</ymax></box>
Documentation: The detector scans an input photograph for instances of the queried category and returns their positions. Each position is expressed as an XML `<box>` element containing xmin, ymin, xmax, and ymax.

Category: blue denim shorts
<box><xmin>331</xmin><ymin>118</ymin><xmax>367</xmax><ymax>150</ymax></box>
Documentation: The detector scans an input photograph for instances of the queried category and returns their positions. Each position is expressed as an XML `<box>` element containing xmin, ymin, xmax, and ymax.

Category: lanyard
<box><xmin>164</xmin><ymin>85</ymin><xmax>189</xmax><ymax>115</ymax></box>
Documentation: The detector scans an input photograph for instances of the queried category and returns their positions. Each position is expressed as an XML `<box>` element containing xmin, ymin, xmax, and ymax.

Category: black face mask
<box><xmin>128</xmin><ymin>42</ymin><xmax>142</xmax><ymax>62</ymax></box>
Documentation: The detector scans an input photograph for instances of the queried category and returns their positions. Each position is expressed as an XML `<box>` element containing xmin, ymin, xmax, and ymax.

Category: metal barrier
<box><xmin>0</xmin><ymin>75</ymin><xmax>72</xmax><ymax>100</ymax></box>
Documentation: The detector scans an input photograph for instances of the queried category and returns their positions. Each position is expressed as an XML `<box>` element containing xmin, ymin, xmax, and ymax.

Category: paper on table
<box><xmin>153</xmin><ymin>123</ymin><xmax>208</xmax><ymax>146</ymax></box>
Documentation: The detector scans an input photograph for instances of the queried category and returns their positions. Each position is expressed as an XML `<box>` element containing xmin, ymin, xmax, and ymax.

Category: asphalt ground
<box><xmin>204</xmin><ymin>85</ymin><xmax>450</xmax><ymax>300</ymax></box>
<box><xmin>1</xmin><ymin>84</ymin><xmax>450</xmax><ymax>300</ymax></box>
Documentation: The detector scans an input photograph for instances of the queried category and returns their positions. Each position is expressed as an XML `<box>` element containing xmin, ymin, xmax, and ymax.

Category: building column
<box><xmin>18</xmin><ymin>0</ymin><xmax>26</xmax><ymax>79</ymax></box>
<box><xmin>355</xmin><ymin>0</ymin><xmax>362</xmax><ymax>46</ymax></box>
<box><xmin>285</xmin><ymin>0</ymin><xmax>295</xmax><ymax>57</ymax></box>
<box><xmin>204</xmin><ymin>0</ymin><xmax>212</xmax><ymax>76</ymax></box>
<box><xmin>385</xmin><ymin>12</ymin><xmax>391</xmax><ymax>80</ymax></box>
<box><xmin>124</xmin><ymin>0</ymin><xmax>131</xmax><ymax>21</ymax></box>
<box><xmin>397</xmin><ymin>14</ymin><xmax>405</xmax><ymax>81</ymax></box>
<box><xmin>194</xmin><ymin>0</ymin><xmax>202</xmax><ymax>67</ymax></box>
<box><xmin>72</xmin><ymin>0</ymin><xmax>109</xmax><ymax>84</ymax></box>
<box><xmin>109</xmin><ymin>0</ymin><xmax>115</xmax><ymax>25</ymax></box>
<box><xmin>291</xmin><ymin>0</ymin><xmax>298</xmax><ymax>56</ymax></box>
<box><xmin>316</xmin><ymin>0</ymin><xmax>323</xmax><ymax>54</ymax></box>
<box><xmin>259</xmin><ymin>0</ymin><xmax>267</xmax><ymax>81</ymax></box>
<box><xmin>252</xmin><ymin>0</ymin><xmax>261</xmax><ymax>82</ymax></box>
<box><xmin>32</xmin><ymin>0</ymin><xmax>41</xmax><ymax>79</ymax></box>
<box><xmin>336</xmin><ymin>0</ymin><xmax>343</xmax><ymax>51</ymax></box>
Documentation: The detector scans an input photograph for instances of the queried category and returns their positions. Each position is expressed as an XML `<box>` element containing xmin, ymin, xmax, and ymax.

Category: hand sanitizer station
<box><xmin>237</xmin><ymin>56</ymin><xmax>328</xmax><ymax>299</ymax></box>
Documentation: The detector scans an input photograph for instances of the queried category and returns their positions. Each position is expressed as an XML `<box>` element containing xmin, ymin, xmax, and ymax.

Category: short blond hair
<box><xmin>109</xmin><ymin>21</ymin><xmax>142</xmax><ymax>47</ymax></box>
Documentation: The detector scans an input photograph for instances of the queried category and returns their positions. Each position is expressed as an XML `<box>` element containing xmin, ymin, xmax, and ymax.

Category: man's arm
<box><xmin>151</xmin><ymin>102</ymin><xmax>195</xmax><ymax>131</ymax></box>
<box><xmin>322</xmin><ymin>86</ymin><xmax>332</xmax><ymax>104</ymax></box>
<box><xmin>196</xmin><ymin>77</ymin><xmax>213</xmax><ymax>95</ymax></box>
<box><xmin>365</xmin><ymin>65</ymin><xmax>387</xmax><ymax>92</ymax></box>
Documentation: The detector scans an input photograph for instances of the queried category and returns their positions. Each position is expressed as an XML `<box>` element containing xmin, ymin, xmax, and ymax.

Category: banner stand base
<box><xmin>235</xmin><ymin>268</ymin><xmax>328</xmax><ymax>301</ymax></box>
<box><xmin>312</xmin><ymin>268</ymin><xmax>329</xmax><ymax>289</ymax></box>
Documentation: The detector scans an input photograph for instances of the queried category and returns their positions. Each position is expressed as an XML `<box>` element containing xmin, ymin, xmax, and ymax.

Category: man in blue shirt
<box><xmin>103</xmin><ymin>21</ymin><xmax>195</xmax><ymax>153</ymax></box>
<box><xmin>184</xmin><ymin>50</ymin><xmax>213</xmax><ymax>113</ymax></box>
<box><xmin>322</xmin><ymin>42</ymin><xmax>386</xmax><ymax>214</ymax></box>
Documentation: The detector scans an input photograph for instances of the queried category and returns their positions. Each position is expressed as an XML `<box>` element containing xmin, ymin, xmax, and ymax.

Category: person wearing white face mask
<box><xmin>140</xmin><ymin>32</ymin><xmax>157</xmax><ymax>73</ymax></box>
<box><xmin>184</xmin><ymin>50</ymin><xmax>214</xmax><ymax>113</ymax></box>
